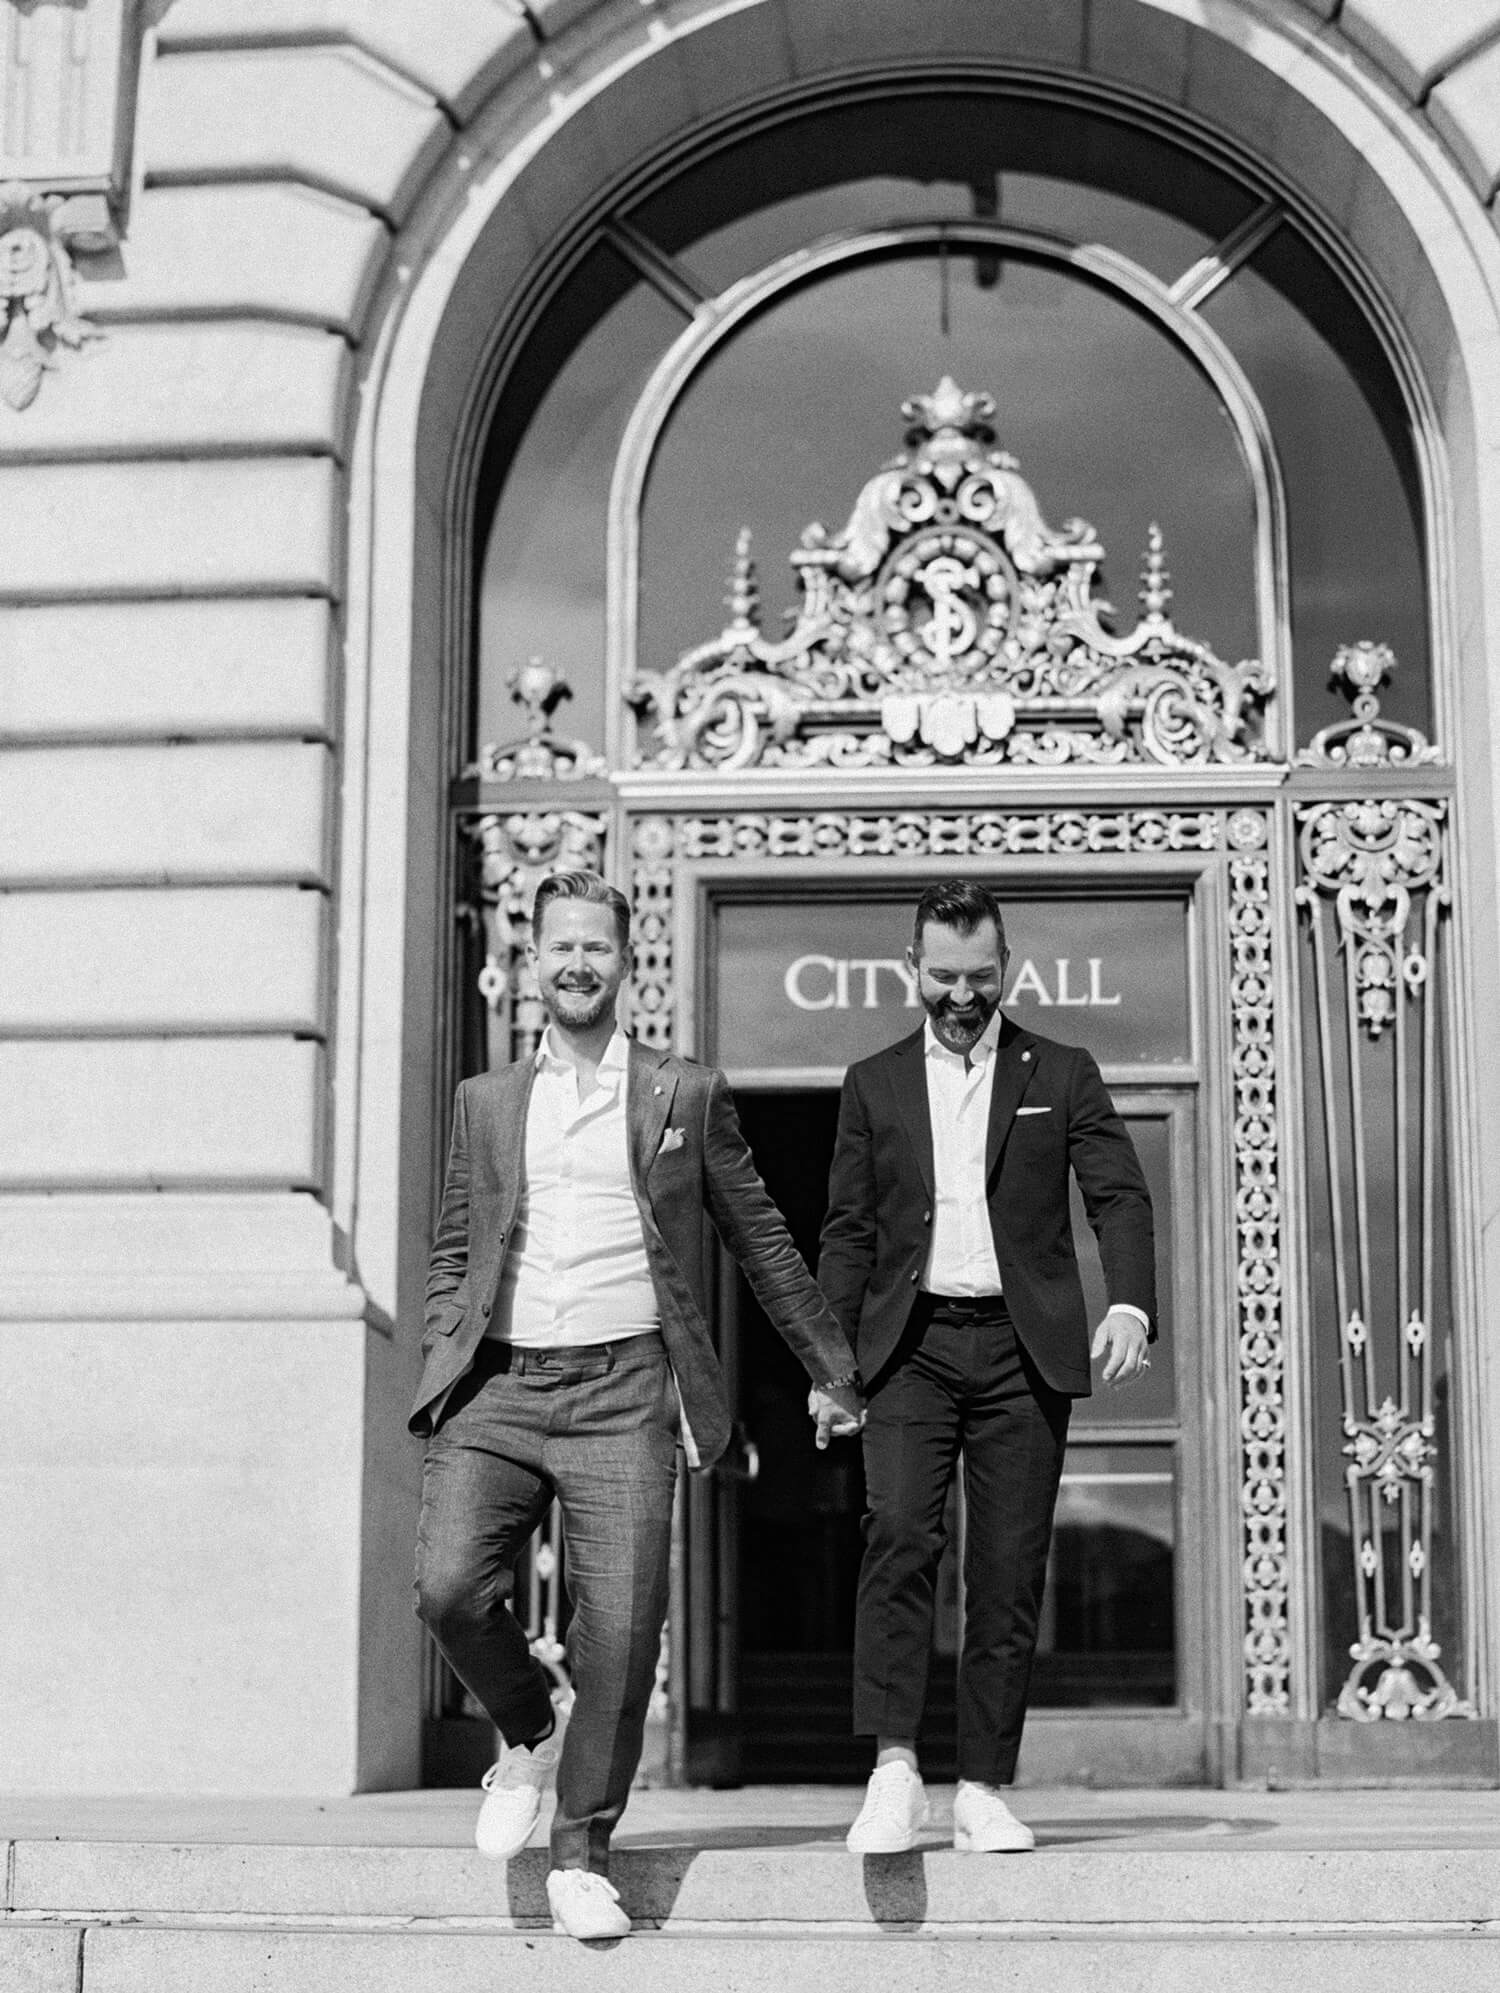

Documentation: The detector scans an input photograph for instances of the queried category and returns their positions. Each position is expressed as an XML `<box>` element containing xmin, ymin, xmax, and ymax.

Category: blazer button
<box><xmin>481</xmin><ymin>1301</ymin><xmax>490</xmax><ymax>1316</ymax></box>
<box><xmin>910</xmin><ymin>1270</ymin><xmax>919</xmax><ymax>1284</ymax></box>
<box><xmin>923</xmin><ymin>1210</ymin><xmax>932</xmax><ymax>1224</ymax></box>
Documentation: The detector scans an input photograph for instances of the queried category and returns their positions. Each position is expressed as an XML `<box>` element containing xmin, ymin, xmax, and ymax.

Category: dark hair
<box><xmin>532</xmin><ymin>870</ymin><xmax>632</xmax><ymax>949</ymax></box>
<box><xmin>912</xmin><ymin>879</ymin><xmax>1007</xmax><ymax>954</ymax></box>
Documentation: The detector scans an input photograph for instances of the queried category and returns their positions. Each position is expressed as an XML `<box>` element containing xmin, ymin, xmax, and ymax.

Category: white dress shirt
<box><xmin>491</xmin><ymin>1027</ymin><xmax>658</xmax><ymax>1348</ymax></box>
<box><xmin>922</xmin><ymin>1011</ymin><xmax>1006</xmax><ymax>1295</ymax></box>
<box><xmin>921</xmin><ymin>1013</ymin><xmax>1151</xmax><ymax>1332</ymax></box>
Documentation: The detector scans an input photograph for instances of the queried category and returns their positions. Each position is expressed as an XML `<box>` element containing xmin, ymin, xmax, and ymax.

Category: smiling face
<box><xmin>908</xmin><ymin>917</ymin><xmax>1010</xmax><ymax>1055</ymax></box>
<box><xmin>529</xmin><ymin>897</ymin><xmax>632</xmax><ymax>1036</ymax></box>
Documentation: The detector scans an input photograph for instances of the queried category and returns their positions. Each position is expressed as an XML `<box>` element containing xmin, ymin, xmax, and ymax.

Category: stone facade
<box><xmin>3</xmin><ymin>0</ymin><xmax>1500</xmax><ymax>1793</ymax></box>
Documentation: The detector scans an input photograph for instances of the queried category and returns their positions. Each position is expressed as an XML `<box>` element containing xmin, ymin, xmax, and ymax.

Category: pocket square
<box><xmin>1015</xmin><ymin>1105</ymin><xmax>1052</xmax><ymax>1116</ymax></box>
<box><xmin>658</xmin><ymin>1126</ymin><xmax>687</xmax><ymax>1154</ymax></box>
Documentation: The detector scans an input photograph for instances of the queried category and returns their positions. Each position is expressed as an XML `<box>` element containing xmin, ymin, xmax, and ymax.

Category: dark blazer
<box><xmin>410</xmin><ymin>1038</ymin><xmax>855</xmax><ymax>1465</ymax></box>
<box><xmin>818</xmin><ymin>1015</ymin><xmax>1156</xmax><ymax>1396</ymax></box>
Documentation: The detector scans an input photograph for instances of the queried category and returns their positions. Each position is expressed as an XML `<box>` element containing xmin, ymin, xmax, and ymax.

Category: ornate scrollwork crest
<box><xmin>628</xmin><ymin>378</ymin><xmax>1273</xmax><ymax>771</ymax></box>
<box><xmin>0</xmin><ymin>183</ymin><xmax>99</xmax><ymax>412</ymax></box>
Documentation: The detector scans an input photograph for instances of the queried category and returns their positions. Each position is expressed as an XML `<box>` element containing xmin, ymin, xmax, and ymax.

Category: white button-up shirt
<box><xmin>921</xmin><ymin>1013</ymin><xmax>1150</xmax><ymax>1332</ymax></box>
<box><xmin>922</xmin><ymin>1011</ymin><xmax>1006</xmax><ymax>1296</ymax></box>
<box><xmin>491</xmin><ymin>1028</ymin><xmax>659</xmax><ymax>1348</ymax></box>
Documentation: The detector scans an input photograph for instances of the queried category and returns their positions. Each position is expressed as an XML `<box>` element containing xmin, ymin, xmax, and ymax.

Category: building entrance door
<box><xmin>681</xmin><ymin>878</ymin><xmax>1218</xmax><ymax>1788</ymax></box>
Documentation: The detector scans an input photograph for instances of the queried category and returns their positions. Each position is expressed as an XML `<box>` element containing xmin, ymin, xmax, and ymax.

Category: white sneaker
<box><xmin>547</xmin><ymin>1867</ymin><xmax>631</xmax><ymax>1940</ymax></box>
<box><xmin>846</xmin><ymin>1760</ymin><xmax>930</xmax><ymax>1854</ymax></box>
<box><xmin>952</xmin><ymin>1780</ymin><xmax>1035</xmax><ymax>1852</ymax></box>
<box><xmin>473</xmin><ymin>1734</ymin><xmax>559</xmax><ymax>1860</ymax></box>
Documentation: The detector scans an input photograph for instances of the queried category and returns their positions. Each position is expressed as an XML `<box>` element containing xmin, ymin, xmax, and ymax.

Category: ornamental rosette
<box><xmin>0</xmin><ymin>183</ymin><xmax>100</xmax><ymax>412</ymax></box>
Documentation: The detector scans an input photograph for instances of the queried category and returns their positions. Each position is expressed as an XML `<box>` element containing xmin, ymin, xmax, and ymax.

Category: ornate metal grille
<box><xmin>1226</xmin><ymin>811</ymin><xmax>1291</xmax><ymax>1714</ymax></box>
<box><xmin>1294</xmin><ymin>650</ymin><xmax>1469</xmax><ymax>1722</ymax></box>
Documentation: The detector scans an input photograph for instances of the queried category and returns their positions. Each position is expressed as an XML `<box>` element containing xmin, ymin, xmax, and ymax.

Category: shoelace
<box><xmin>860</xmin><ymin>1767</ymin><xmax>918</xmax><ymax>1823</ymax></box>
<box><xmin>481</xmin><ymin>1750</ymin><xmax>544</xmax><ymax>1793</ymax></box>
<box><xmin>558</xmin><ymin>1873</ymin><xmax>620</xmax><ymax>1903</ymax></box>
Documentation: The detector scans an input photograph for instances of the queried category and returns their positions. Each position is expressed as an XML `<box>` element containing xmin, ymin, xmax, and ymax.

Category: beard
<box><xmin>544</xmin><ymin>979</ymin><xmax>617</xmax><ymax>1031</ymax></box>
<box><xmin>923</xmin><ymin>989</ymin><xmax>998</xmax><ymax>1055</ymax></box>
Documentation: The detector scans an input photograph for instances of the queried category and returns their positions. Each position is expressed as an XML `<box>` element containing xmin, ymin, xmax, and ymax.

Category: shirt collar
<box><xmin>923</xmin><ymin>1007</ymin><xmax>1003</xmax><ymax>1068</ymax></box>
<box><xmin>535</xmin><ymin>1026</ymin><xmax>630</xmax><ymax>1085</ymax></box>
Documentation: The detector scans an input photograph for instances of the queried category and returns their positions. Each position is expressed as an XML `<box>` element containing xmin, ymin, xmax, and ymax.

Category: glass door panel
<box><xmin>693</xmin><ymin>1087</ymin><xmax>1203</xmax><ymax>1783</ymax></box>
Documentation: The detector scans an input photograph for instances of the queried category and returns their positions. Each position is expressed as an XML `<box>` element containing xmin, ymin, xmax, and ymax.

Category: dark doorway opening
<box><xmin>724</xmin><ymin>1086</ymin><xmax>1179</xmax><ymax>1781</ymax></box>
<box><xmin>731</xmin><ymin>1091</ymin><xmax>960</xmax><ymax>1781</ymax></box>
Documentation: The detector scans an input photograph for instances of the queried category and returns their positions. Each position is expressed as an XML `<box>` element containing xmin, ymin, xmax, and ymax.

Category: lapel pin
<box><xmin>1021</xmin><ymin>1051</ymin><xmax>1031</xmax><ymax>1062</ymax></box>
<box><xmin>653</xmin><ymin>1085</ymin><xmax>663</xmax><ymax>1095</ymax></box>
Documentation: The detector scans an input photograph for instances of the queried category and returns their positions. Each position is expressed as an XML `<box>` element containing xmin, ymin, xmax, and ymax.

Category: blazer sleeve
<box><xmin>424</xmin><ymin>1082</ymin><xmax>472</xmax><ymax>1336</ymax></box>
<box><xmin>1065</xmin><ymin>1050</ymin><xmax>1159</xmax><ymax>1338</ymax></box>
<box><xmin>699</xmin><ymin>1069</ymin><xmax>858</xmax><ymax>1386</ymax></box>
<box><xmin>817</xmin><ymin>1064</ymin><xmax>878</xmax><ymax>1345</ymax></box>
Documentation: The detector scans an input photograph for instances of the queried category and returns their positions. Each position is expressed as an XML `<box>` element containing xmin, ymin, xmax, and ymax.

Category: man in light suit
<box><xmin>820</xmin><ymin>880</ymin><xmax>1156</xmax><ymax>1856</ymax></box>
<box><xmin>412</xmin><ymin>870</ymin><xmax>862</xmax><ymax>1940</ymax></box>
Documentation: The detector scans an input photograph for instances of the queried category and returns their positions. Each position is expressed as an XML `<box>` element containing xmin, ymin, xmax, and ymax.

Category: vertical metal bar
<box><xmin>1311</xmin><ymin>895</ymin><xmax>1370</xmax><ymax>1657</ymax></box>
<box><xmin>1344</xmin><ymin>932</ymin><xmax>1373</xmax><ymax>1327</ymax></box>
<box><xmin>1307</xmin><ymin>905</ymin><xmax>1350</xmax><ymax>1334</ymax></box>
<box><xmin>1394</xmin><ymin>934</ymin><xmax>1411</xmax><ymax>1347</ymax></box>
<box><xmin>546</xmin><ymin>1504</ymin><xmax>564</xmax><ymax>1654</ymax></box>
<box><xmin>1418</xmin><ymin>890</ymin><xmax>1442</xmax><ymax>1651</ymax></box>
<box><xmin>1420</xmin><ymin>892</ymin><xmax>1440</xmax><ymax>1359</ymax></box>
<box><xmin>1362</xmin><ymin>1319</ymin><xmax>1389</xmax><ymax>1640</ymax></box>
<box><xmin>527</xmin><ymin>1532</ymin><xmax>542</xmax><ymax>1639</ymax></box>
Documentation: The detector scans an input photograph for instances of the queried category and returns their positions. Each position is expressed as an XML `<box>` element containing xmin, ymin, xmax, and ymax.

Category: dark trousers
<box><xmin>852</xmin><ymin>1297</ymin><xmax>1071</xmax><ymax>1785</ymax></box>
<box><xmin>414</xmin><ymin>1333</ymin><xmax>678</xmax><ymax>1873</ymax></box>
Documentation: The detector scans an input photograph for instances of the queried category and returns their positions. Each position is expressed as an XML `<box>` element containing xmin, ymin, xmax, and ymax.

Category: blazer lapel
<box><xmin>627</xmin><ymin>1038</ymin><xmax>676</xmax><ymax>1190</ymax></box>
<box><xmin>887</xmin><ymin>1029</ymin><xmax>935</xmax><ymax>1201</ymax></box>
<box><xmin>985</xmin><ymin>1015</ymin><xmax>1038</xmax><ymax>1180</ymax></box>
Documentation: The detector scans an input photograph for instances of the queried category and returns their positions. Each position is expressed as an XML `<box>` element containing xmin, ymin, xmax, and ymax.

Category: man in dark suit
<box><xmin>412</xmin><ymin>871</ymin><xmax>861</xmax><ymax>1939</ymax></box>
<box><xmin>819</xmin><ymin>879</ymin><xmax>1156</xmax><ymax>1855</ymax></box>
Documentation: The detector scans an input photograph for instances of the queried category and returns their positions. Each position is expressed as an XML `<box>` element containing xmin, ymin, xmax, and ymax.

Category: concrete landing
<box><xmin>3</xmin><ymin>1785</ymin><xmax>1498</xmax><ymax>1990</ymax></box>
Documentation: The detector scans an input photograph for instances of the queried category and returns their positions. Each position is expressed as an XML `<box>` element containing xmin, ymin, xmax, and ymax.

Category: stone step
<box><xmin>7</xmin><ymin>1837</ymin><xmax>1500</xmax><ymax>1926</ymax></box>
<box><xmin>5</xmin><ymin>1787</ymin><xmax>1499</xmax><ymax>1989</ymax></box>
<box><xmin>5</xmin><ymin>1926</ymin><xmax>1499</xmax><ymax>1993</ymax></box>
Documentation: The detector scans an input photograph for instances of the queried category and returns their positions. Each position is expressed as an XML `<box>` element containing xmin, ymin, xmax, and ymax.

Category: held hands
<box><xmin>1090</xmin><ymin>1308</ymin><xmax>1152</xmax><ymax>1388</ymax></box>
<box><xmin>808</xmin><ymin>1383</ymin><xmax>867</xmax><ymax>1449</ymax></box>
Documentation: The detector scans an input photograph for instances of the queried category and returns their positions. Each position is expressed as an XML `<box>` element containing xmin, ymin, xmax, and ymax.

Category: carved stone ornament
<box><xmin>0</xmin><ymin>182</ymin><xmax>99</xmax><ymax>411</ymax></box>
<box><xmin>1296</xmin><ymin>643</ymin><xmax>1439</xmax><ymax>770</ymax></box>
<box><xmin>627</xmin><ymin>378</ymin><xmax>1274</xmax><ymax>772</ymax></box>
<box><xmin>466</xmin><ymin>659</ymin><xmax>608</xmax><ymax>782</ymax></box>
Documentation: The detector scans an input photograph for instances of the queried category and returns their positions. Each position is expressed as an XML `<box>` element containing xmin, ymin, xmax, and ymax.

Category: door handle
<box><xmin>713</xmin><ymin>1420</ymin><xmax>760</xmax><ymax>1482</ymax></box>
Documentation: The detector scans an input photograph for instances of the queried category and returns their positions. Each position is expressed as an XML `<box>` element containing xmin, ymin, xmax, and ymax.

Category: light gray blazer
<box><xmin>410</xmin><ymin>1038</ymin><xmax>854</xmax><ymax>1467</ymax></box>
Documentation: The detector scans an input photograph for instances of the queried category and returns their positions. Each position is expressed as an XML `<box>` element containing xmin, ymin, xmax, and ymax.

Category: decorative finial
<box><xmin>467</xmin><ymin>658</ymin><xmax>606</xmax><ymax>782</ymax></box>
<box><xmin>1330</xmin><ymin>640</ymin><xmax>1396</xmax><ymax>721</ymax></box>
<box><xmin>724</xmin><ymin>528</ymin><xmax>761</xmax><ymax>636</ymax></box>
<box><xmin>507</xmin><ymin>657</ymin><xmax>569</xmax><ymax>735</ymax></box>
<box><xmin>1138</xmin><ymin>524</ymin><xmax>1173</xmax><ymax>623</ymax></box>
<box><xmin>1295</xmin><ymin>641</ymin><xmax>1437</xmax><ymax>770</ymax></box>
<box><xmin>900</xmin><ymin>376</ymin><xmax>997</xmax><ymax>448</ymax></box>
